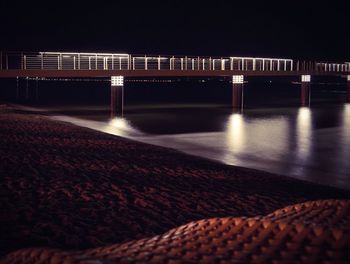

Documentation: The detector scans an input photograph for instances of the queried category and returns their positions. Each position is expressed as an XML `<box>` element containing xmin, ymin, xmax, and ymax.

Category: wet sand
<box><xmin>0</xmin><ymin>104</ymin><xmax>350</xmax><ymax>258</ymax></box>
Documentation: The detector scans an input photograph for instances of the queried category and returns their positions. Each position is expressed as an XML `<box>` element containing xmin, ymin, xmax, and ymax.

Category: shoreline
<box><xmin>13</xmin><ymin>103</ymin><xmax>350</xmax><ymax>192</ymax></box>
<box><xmin>1</xmin><ymin>104</ymin><xmax>350</xmax><ymax>258</ymax></box>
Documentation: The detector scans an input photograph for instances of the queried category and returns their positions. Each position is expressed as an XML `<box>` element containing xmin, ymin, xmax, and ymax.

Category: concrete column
<box><xmin>25</xmin><ymin>77</ymin><xmax>29</xmax><ymax>101</ymax></box>
<box><xmin>111</xmin><ymin>76</ymin><xmax>124</xmax><ymax>117</ymax></box>
<box><xmin>301</xmin><ymin>75</ymin><xmax>311</xmax><ymax>107</ymax></box>
<box><xmin>232</xmin><ymin>75</ymin><xmax>244</xmax><ymax>111</ymax></box>
<box><xmin>16</xmin><ymin>77</ymin><xmax>19</xmax><ymax>101</ymax></box>
<box><xmin>347</xmin><ymin>75</ymin><xmax>350</xmax><ymax>103</ymax></box>
<box><xmin>35</xmin><ymin>77</ymin><xmax>39</xmax><ymax>101</ymax></box>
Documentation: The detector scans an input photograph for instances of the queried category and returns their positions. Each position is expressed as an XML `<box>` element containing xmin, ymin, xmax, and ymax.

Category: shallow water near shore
<box><xmin>28</xmin><ymin>102</ymin><xmax>350</xmax><ymax>191</ymax></box>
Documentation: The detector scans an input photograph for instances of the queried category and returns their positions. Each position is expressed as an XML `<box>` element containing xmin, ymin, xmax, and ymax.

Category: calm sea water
<box><xmin>41</xmin><ymin>102</ymin><xmax>350</xmax><ymax>191</ymax></box>
<box><xmin>11</xmin><ymin>78</ymin><xmax>349</xmax><ymax>190</ymax></box>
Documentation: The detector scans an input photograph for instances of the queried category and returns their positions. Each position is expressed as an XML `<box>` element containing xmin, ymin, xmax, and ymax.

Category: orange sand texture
<box><xmin>0</xmin><ymin>105</ymin><xmax>350</xmax><ymax>263</ymax></box>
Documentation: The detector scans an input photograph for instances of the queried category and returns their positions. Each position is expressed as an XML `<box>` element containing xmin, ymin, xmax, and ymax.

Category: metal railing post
<box><xmin>112</xmin><ymin>54</ymin><xmax>114</xmax><ymax>70</ymax></box>
<box><xmin>170</xmin><ymin>57</ymin><xmax>174</xmax><ymax>70</ymax></box>
<box><xmin>95</xmin><ymin>54</ymin><xmax>98</xmax><ymax>70</ymax></box>
<box><xmin>262</xmin><ymin>59</ymin><xmax>265</xmax><ymax>71</ymax></box>
<box><xmin>41</xmin><ymin>53</ymin><xmax>44</xmax><ymax>70</ymax></box>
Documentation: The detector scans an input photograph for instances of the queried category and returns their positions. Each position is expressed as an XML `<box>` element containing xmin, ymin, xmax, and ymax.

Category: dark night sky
<box><xmin>0</xmin><ymin>1</ymin><xmax>349</xmax><ymax>61</ymax></box>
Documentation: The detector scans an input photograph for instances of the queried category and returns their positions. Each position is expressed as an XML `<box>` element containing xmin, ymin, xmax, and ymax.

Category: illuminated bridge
<box><xmin>0</xmin><ymin>51</ymin><xmax>349</xmax><ymax>115</ymax></box>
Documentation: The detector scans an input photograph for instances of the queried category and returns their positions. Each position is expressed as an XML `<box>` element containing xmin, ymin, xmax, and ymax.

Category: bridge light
<box><xmin>111</xmin><ymin>76</ymin><xmax>124</xmax><ymax>86</ymax></box>
<box><xmin>347</xmin><ymin>75</ymin><xmax>350</xmax><ymax>81</ymax></box>
<box><xmin>232</xmin><ymin>75</ymin><xmax>244</xmax><ymax>84</ymax></box>
<box><xmin>301</xmin><ymin>75</ymin><xmax>311</xmax><ymax>82</ymax></box>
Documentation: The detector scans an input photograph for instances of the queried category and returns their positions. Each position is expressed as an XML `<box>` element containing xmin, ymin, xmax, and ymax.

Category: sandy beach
<box><xmin>1</xmin><ymin>104</ymin><xmax>350</xmax><ymax>262</ymax></box>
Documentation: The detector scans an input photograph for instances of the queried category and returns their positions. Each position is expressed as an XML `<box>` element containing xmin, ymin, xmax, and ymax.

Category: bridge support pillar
<box><xmin>347</xmin><ymin>75</ymin><xmax>350</xmax><ymax>103</ymax></box>
<box><xmin>301</xmin><ymin>75</ymin><xmax>311</xmax><ymax>107</ymax></box>
<box><xmin>25</xmin><ymin>77</ymin><xmax>29</xmax><ymax>101</ymax></box>
<box><xmin>111</xmin><ymin>76</ymin><xmax>124</xmax><ymax>117</ymax></box>
<box><xmin>32</xmin><ymin>77</ymin><xmax>39</xmax><ymax>102</ymax></box>
<box><xmin>232</xmin><ymin>75</ymin><xmax>244</xmax><ymax>112</ymax></box>
<box><xmin>16</xmin><ymin>77</ymin><xmax>30</xmax><ymax>103</ymax></box>
<box><xmin>15</xmin><ymin>77</ymin><xmax>19</xmax><ymax>101</ymax></box>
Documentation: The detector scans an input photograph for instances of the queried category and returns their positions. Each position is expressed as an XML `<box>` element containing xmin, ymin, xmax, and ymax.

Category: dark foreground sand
<box><xmin>0</xmin><ymin>105</ymin><xmax>350</xmax><ymax>262</ymax></box>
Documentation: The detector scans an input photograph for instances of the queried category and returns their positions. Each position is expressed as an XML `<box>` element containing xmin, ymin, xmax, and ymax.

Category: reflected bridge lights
<box><xmin>296</xmin><ymin>107</ymin><xmax>312</xmax><ymax>160</ymax></box>
<box><xmin>109</xmin><ymin>117</ymin><xmax>128</xmax><ymax>129</ymax></box>
<box><xmin>106</xmin><ymin>117</ymin><xmax>142</xmax><ymax>137</ymax></box>
<box><xmin>342</xmin><ymin>104</ymin><xmax>350</xmax><ymax>137</ymax></box>
<box><xmin>103</xmin><ymin>117</ymin><xmax>131</xmax><ymax>137</ymax></box>
<box><xmin>226</xmin><ymin>113</ymin><xmax>245</xmax><ymax>152</ymax></box>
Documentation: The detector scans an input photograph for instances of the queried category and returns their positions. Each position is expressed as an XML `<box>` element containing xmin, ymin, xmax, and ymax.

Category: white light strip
<box><xmin>232</xmin><ymin>75</ymin><xmax>244</xmax><ymax>84</ymax></box>
<box><xmin>42</xmin><ymin>52</ymin><xmax>129</xmax><ymax>56</ymax></box>
<box><xmin>301</xmin><ymin>75</ymin><xmax>311</xmax><ymax>82</ymax></box>
<box><xmin>111</xmin><ymin>76</ymin><xmax>124</xmax><ymax>86</ymax></box>
<box><xmin>133</xmin><ymin>56</ymin><xmax>168</xmax><ymax>60</ymax></box>
<box><xmin>230</xmin><ymin>56</ymin><xmax>293</xmax><ymax>62</ymax></box>
<box><xmin>347</xmin><ymin>75</ymin><xmax>350</xmax><ymax>81</ymax></box>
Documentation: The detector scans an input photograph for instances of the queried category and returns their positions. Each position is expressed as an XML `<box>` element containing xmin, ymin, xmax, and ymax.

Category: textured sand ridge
<box><xmin>3</xmin><ymin>200</ymin><xmax>350</xmax><ymax>263</ymax></box>
<box><xmin>0</xmin><ymin>105</ymin><xmax>349</xmax><ymax>262</ymax></box>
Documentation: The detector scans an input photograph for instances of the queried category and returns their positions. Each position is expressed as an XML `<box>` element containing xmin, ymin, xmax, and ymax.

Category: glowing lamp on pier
<box><xmin>111</xmin><ymin>76</ymin><xmax>124</xmax><ymax>86</ymax></box>
<box><xmin>232</xmin><ymin>75</ymin><xmax>244</xmax><ymax>84</ymax></box>
<box><xmin>301</xmin><ymin>75</ymin><xmax>311</xmax><ymax>82</ymax></box>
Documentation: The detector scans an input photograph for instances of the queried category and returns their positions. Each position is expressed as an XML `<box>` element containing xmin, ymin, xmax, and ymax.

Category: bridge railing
<box><xmin>115</xmin><ymin>55</ymin><xmax>295</xmax><ymax>72</ymax></box>
<box><xmin>0</xmin><ymin>51</ymin><xmax>349</xmax><ymax>73</ymax></box>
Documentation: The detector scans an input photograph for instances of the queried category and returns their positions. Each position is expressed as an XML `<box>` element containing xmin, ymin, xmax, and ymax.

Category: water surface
<box><xmin>42</xmin><ymin>103</ymin><xmax>350</xmax><ymax>191</ymax></box>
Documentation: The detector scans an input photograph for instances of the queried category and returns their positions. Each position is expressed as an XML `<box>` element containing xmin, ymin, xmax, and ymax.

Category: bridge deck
<box><xmin>0</xmin><ymin>69</ymin><xmax>348</xmax><ymax>78</ymax></box>
<box><xmin>0</xmin><ymin>52</ymin><xmax>349</xmax><ymax>78</ymax></box>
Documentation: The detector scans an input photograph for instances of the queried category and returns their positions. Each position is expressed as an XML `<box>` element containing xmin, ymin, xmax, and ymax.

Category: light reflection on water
<box><xmin>343</xmin><ymin>104</ymin><xmax>350</xmax><ymax>137</ymax></box>
<box><xmin>294</xmin><ymin>107</ymin><xmax>312</xmax><ymax>175</ymax></box>
<box><xmin>226</xmin><ymin>114</ymin><xmax>245</xmax><ymax>154</ymax></box>
<box><xmin>48</xmin><ymin>104</ymin><xmax>350</xmax><ymax>191</ymax></box>
<box><xmin>104</xmin><ymin>117</ymin><xmax>141</xmax><ymax>137</ymax></box>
